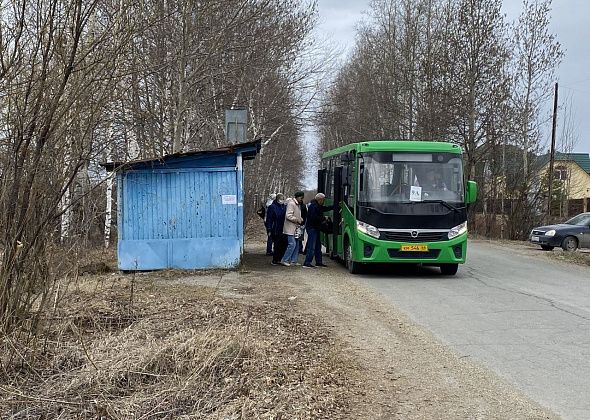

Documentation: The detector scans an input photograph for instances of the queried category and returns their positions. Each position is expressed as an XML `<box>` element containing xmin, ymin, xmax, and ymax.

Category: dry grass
<box><xmin>546</xmin><ymin>249</ymin><xmax>590</xmax><ymax>267</ymax></box>
<box><xmin>0</xmin><ymin>274</ymin><xmax>358</xmax><ymax>419</ymax></box>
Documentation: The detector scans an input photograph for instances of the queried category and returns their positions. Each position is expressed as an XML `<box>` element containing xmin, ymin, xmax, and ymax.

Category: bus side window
<box><xmin>328</xmin><ymin>158</ymin><xmax>335</xmax><ymax>198</ymax></box>
<box><xmin>359</xmin><ymin>161</ymin><xmax>364</xmax><ymax>191</ymax></box>
<box><xmin>324</xmin><ymin>158</ymin><xmax>333</xmax><ymax>199</ymax></box>
<box><xmin>453</xmin><ymin>166</ymin><xmax>460</xmax><ymax>191</ymax></box>
<box><xmin>342</xmin><ymin>155</ymin><xmax>353</xmax><ymax>207</ymax></box>
<box><xmin>319</xmin><ymin>159</ymin><xmax>328</xmax><ymax>193</ymax></box>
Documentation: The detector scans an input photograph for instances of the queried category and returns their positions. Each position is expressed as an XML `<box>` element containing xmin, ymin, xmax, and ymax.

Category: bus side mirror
<box><xmin>465</xmin><ymin>181</ymin><xmax>477</xmax><ymax>204</ymax></box>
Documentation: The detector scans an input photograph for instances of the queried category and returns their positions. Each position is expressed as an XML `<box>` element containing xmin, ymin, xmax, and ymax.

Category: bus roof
<box><xmin>321</xmin><ymin>140</ymin><xmax>462</xmax><ymax>159</ymax></box>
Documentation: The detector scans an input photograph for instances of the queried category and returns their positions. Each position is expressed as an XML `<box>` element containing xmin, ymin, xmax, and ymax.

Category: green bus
<box><xmin>318</xmin><ymin>140</ymin><xmax>477</xmax><ymax>275</ymax></box>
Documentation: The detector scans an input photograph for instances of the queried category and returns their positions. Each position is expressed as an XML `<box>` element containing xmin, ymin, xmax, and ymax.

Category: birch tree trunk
<box><xmin>104</xmin><ymin>172</ymin><xmax>114</xmax><ymax>249</ymax></box>
<box><xmin>60</xmin><ymin>185</ymin><xmax>71</xmax><ymax>243</ymax></box>
<box><xmin>104</xmin><ymin>123</ymin><xmax>114</xmax><ymax>249</ymax></box>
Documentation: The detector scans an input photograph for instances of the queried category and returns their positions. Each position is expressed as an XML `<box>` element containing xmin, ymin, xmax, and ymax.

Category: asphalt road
<box><xmin>356</xmin><ymin>241</ymin><xmax>590</xmax><ymax>420</ymax></box>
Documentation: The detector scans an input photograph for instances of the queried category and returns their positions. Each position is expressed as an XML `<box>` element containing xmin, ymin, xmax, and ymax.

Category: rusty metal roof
<box><xmin>100</xmin><ymin>139</ymin><xmax>261</xmax><ymax>172</ymax></box>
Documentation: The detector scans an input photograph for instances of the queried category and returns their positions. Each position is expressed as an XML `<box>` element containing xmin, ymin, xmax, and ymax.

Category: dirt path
<box><xmin>175</xmin><ymin>241</ymin><xmax>558</xmax><ymax>419</ymax></box>
<box><xmin>3</xmin><ymin>236</ymin><xmax>566</xmax><ymax>418</ymax></box>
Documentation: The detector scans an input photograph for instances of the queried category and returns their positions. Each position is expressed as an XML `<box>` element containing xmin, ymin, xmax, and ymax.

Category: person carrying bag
<box><xmin>303</xmin><ymin>193</ymin><xmax>337</xmax><ymax>268</ymax></box>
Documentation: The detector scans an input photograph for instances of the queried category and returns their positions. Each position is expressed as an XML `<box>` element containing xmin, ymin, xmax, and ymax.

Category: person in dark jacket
<box><xmin>264</xmin><ymin>193</ymin><xmax>276</xmax><ymax>255</ymax></box>
<box><xmin>303</xmin><ymin>193</ymin><xmax>336</xmax><ymax>268</ymax></box>
<box><xmin>299</xmin><ymin>198</ymin><xmax>308</xmax><ymax>254</ymax></box>
<box><xmin>265</xmin><ymin>193</ymin><xmax>287</xmax><ymax>265</ymax></box>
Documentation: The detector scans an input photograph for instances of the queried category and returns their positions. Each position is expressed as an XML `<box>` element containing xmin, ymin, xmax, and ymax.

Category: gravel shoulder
<box><xmin>181</xmin><ymin>239</ymin><xmax>560</xmax><ymax>419</ymax></box>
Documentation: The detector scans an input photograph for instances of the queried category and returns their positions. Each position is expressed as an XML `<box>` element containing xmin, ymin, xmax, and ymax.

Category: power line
<box><xmin>560</xmin><ymin>85</ymin><xmax>590</xmax><ymax>96</ymax></box>
<box><xmin>564</xmin><ymin>77</ymin><xmax>590</xmax><ymax>85</ymax></box>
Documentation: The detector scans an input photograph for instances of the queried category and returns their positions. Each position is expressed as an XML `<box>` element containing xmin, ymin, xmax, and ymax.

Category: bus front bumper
<box><xmin>355</xmin><ymin>231</ymin><xmax>468</xmax><ymax>264</ymax></box>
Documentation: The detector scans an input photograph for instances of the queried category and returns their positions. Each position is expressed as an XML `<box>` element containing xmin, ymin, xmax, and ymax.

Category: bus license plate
<box><xmin>400</xmin><ymin>244</ymin><xmax>429</xmax><ymax>252</ymax></box>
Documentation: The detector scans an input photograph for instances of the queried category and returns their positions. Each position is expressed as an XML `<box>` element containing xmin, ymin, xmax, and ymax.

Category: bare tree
<box><xmin>113</xmin><ymin>0</ymin><xmax>320</xmax><ymax>220</ymax></box>
<box><xmin>317</xmin><ymin>0</ymin><xmax>563</xmax><ymax>240</ymax></box>
<box><xmin>444</xmin><ymin>0</ymin><xmax>511</xmax><ymax>179</ymax></box>
<box><xmin>501</xmin><ymin>0</ymin><xmax>563</xmax><ymax>236</ymax></box>
<box><xmin>0</xmin><ymin>0</ymin><xmax>133</xmax><ymax>333</ymax></box>
<box><xmin>511</xmin><ymin>0</ymin><xmax>563</xmax><ymax>173</ymax></box>
<box><xmin>553</xmin><ymin>94</ymin><xmax>581</xmax><ymax>216</ymax></box>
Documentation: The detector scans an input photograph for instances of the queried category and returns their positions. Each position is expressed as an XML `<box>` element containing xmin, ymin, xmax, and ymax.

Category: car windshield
<box><xmin>358</xmin><ymin>152</ymin><xmax>464</xmax><ymax>205</ymax></box>
<box><xmin>565</xmin><ymin>213</ymin><xmax>590</xmax><ymax>226</ymax></box>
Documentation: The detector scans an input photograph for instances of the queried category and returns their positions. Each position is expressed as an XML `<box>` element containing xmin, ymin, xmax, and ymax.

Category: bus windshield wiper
<box><xmin>419</xmin><ymin>200</ymin><xmax>464</xmax><ymax>212</ymax></box>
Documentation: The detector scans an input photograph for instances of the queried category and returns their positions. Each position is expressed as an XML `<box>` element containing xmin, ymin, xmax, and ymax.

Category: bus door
<box><xmin>317</xmin><ymin>167</ymin><xmax>331</xmax><ymax>253</ymax></box>
<box><xmin>333</xmin><ymin>166</ymin><xmax>343</xmax><ymax>255</ymax></box>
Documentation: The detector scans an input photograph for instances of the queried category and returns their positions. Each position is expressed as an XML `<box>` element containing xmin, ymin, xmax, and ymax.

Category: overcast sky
<box><xmin>315</xmin><ymin>0</ymin><xmax>590</xmax><ymax>154</ymax></box>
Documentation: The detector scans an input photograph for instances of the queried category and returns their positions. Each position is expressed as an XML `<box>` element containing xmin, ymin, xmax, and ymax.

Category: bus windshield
<box><xmin>358</xmin><ymin>152</ymin><xmax>464</xmax><ymax>205</ymax></box>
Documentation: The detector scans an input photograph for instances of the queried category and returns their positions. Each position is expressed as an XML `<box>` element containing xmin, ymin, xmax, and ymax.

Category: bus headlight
<box><xmin>357</xmin><ymin>220</ymin><xmax>380</xmax><ymax>239</ymax></box>
<box><xmin>448</xmin><ymin>222</ymin><xmax>467</xmax><ymax>240</ymax></box>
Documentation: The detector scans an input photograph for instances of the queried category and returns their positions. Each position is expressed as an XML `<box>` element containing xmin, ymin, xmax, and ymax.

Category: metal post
<box><xmin>547</xmin><ymin>82</ymin><xmax>558</xmax><ymax>219</ymax></box>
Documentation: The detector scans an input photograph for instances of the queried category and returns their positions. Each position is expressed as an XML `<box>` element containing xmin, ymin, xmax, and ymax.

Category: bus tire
<box><xmin>440</xmin><ymin>263</ymin><xmax>458</xmax><ymax>276</ymax></box>
<box><xmin>344</xmin><ymin>237</ymin><xmax>363</xmax><ymax>274</ymax></box>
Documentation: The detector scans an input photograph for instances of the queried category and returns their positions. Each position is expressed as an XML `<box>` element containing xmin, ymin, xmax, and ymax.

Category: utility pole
<box><xmin>547</xmin><ymin>82</ymin><xmax>559</xmax><ymax>219</ymax></box>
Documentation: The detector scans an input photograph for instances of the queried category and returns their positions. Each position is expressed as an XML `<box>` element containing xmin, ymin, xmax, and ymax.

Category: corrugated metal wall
<box><xmin>121</xmin><ymin>170</ymin><xmax>238</xmax><ymax>240</ymax></box>
<box><xmin>118</xmin><ymin>166</ymin><xmax>241</xmax><ymax>270</ymax></box>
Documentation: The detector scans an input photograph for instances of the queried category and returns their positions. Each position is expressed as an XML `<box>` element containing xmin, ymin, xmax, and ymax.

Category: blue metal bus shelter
<box><xmin>102</xmin><ymin>140</ymin><xmax>260</xmax><ymax>270</ymax></box>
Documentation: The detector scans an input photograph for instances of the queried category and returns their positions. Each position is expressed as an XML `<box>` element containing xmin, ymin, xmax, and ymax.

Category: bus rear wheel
<box><xmin>344</xmin><ymin>238</ymin><xmax>363</xmax><ymax>274</ymax></box>
<box><xmin>440</xmin><ymin>263</ymin><xmax>458</xmax><ymax>276</ymax></box>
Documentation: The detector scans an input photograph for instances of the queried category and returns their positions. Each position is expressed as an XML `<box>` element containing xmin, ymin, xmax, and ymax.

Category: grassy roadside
<box><xmin>0</xmin><ymin>270</ymin><xmax>359</xmax><ymax>418</ymax></box>
<box><xmin>472</xmin><ymin>234</ymin><xmax>590</xmax><ymax>268</ymax></box>
<box><xmin>545</xmin><ymin>249</ymin><xmax>590</xmax><ymax>266</ymax></box>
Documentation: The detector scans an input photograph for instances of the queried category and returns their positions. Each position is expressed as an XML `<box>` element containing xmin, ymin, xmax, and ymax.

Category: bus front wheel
<box><xmin>440</xmin><ymin>263</ymin><xmax>458</xmax><ymax>276</ymax></box>
<box><xmin>344</xmin><ymin>238</ymin><xmax>363</xmax><ymax>274</ymax></box>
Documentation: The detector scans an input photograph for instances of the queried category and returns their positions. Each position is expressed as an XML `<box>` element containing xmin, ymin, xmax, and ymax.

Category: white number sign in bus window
<box><xmin>410</xmin><ymin>186</ymin><xmax>422</xmax><ymax>202</ymax></box>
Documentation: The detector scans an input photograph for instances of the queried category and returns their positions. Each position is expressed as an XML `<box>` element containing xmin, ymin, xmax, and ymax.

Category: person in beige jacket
<box><xmin>280</xmin><ymin>191</ymin><xmax>305</xmax><ymax>266</ymax></box>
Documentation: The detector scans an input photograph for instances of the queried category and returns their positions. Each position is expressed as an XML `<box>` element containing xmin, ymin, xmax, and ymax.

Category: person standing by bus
<box><xmin>299</xmin><ymin>197</ymin><xmax>308</xmax><ymax>254</ymax></box>
<box><xmin>303</xmin><ymin>193</ymin><xmax>334</xmax><ymax>268</ymax></box>
<box><xmin>280</xmin><ymin>191</ymin><xmax>305</xmax><ymax>266</ymax></box>
<box><xmin>264</xmin><ymin>193</ymin><xmax>276</xmax><ymax>255</ymax></box>
<box><xmin>265</xmin><ymin>193</ymin><xmax>287</xmax><ymax>266</ymax></box>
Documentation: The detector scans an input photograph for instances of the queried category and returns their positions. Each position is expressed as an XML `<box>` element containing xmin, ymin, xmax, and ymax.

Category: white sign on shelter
<box><xmin>222</xmin><ymin>194</ymin><xmax>237</xmax><ymax>205</ymax></box>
